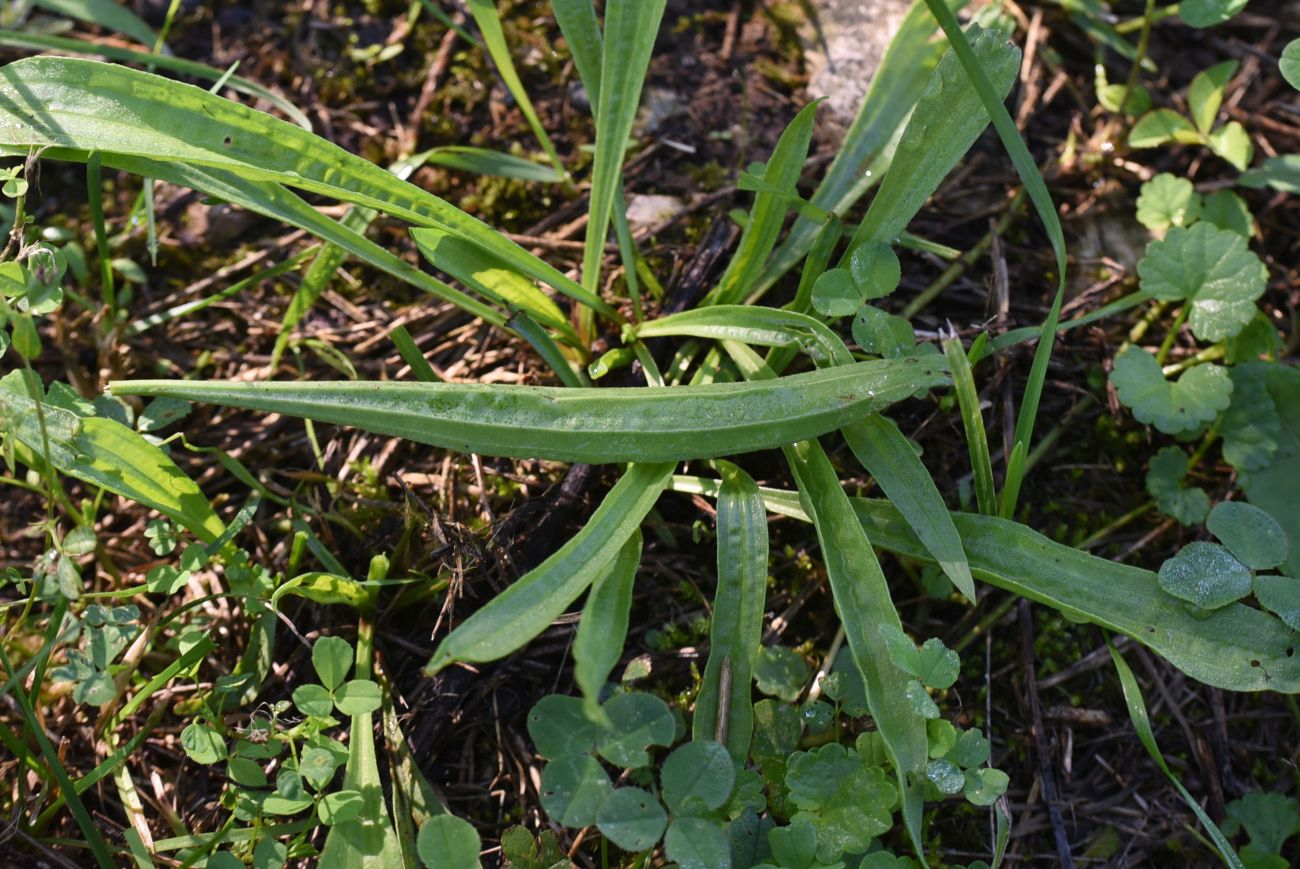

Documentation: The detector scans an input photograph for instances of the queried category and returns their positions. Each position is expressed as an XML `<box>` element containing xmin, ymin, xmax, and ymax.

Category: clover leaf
<box><xmin>1137</xmin><ymin>222</ymin><xmax>1268</xmax><ymax>342</ymax></box>
<box><xmin>527</xmin><ymin>694</ymin><xmax>602</xmax><ymax>759</ymax></box>
<box><xmin>848</xmin><ymin>242</ymin><xmax>901</xmax><ymax>300</ymax></box>
<box><xmin>963</xmin><ymin>768</ymin><xmax>1010</xmax><ymax>807</ymax></box>
<box><xmin>1110</xmin><ymin>346</ymin><xmax>1232</xmax><ymax>435</ymax></box>
<box><xmin>1208</xmin><ymin>121</ymin><xmax>1253</xmax><ymax>172</ymax></box>
<box><xmin>852</xmin><ymin>305</ymin><xmax>915</xmax><ymax>358</ymax></box>
<box><xmin>1283</xmin><ymin>39</ymin><xmax>1300</xmax><ymax>90</ymax></box>
<box><xmin>1135</xmin><ymin>174</ymin><xmax>1200</xmax><ymax>233</ymax></box>
<box><xmin>810</xmin><ymin>269</ymin><xmax>858</xmax><ymax>318</ymax></box>
<box><xmin>1157</xmin><ymin>541</ymin><xmax>1253</xmax><ymax>610</ymax></box>
<box><xmin>1129</xmin><ymin>109</ymin><xmax>1198</xmax><ymax>149</ymax></box>
<box><xmin>1179</xmin><ymin>0</ymin><xmax>1249</xmax><ymax>28</ymax></box>
<box><xmin>1187</xmin><ymin>61</ymin><xmax>1237</xmax><ymax>135</ymax></box>
<box><xmin>661</xmin><ymin>741</ymin><xmax>735</xmax><ymax>815</ymax></box>
<box><xmin>596</xmin><ymin>787</ymin><xmax>667</xmax><ymax>853</ymax></box>
<box><xmin>540</xmin><ymin>755</ymin><xmax>613</xmax><ymax>827</ymax></box>
<box><xmin>1207</xmin><ymin>501</ymin><xmax>1289</xmax><ymax>570</ymax></box>
<box><xmin>878</xmin><ymin>624</ymin><xmax>960</xmax><ymax>689</ymax></box>
<box><xmin>597</xmin><ymin>692</ymin><xmax>675</xmax><ymax>768</ymax></box>
<box><xmin>1145</xmin><ymin>445</ymin><xmax>1209</xmax><ymax>525</ymax></box>
<box><xmin>664</xmin><ymin>817</ymin><xmax>730</xmax><ymax>869</ymax></box>
<box><xmin>417</xmin><ymin>815</ymin><xmax>481</xmax><ymax>869</ymax></box>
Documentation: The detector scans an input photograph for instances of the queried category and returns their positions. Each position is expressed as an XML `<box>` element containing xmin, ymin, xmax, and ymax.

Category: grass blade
<box><xmin>692</xmin><ymin>461</ymin><xmax>768</xmax><ymax>761</ymax></box>
<box><xmin>426</xmin><ymin>463</ymin><xmax>673</xmax><ymax>673</ymax></box>
<box><xmin>841</xmin><ymin>414</ymin><xmax>974</xmax><ymax>602</ymax></box>
<box><xmin>918</xmin><ymin>1</ymin><xmax>1070</xmax><ymax>518</ymax></box>
<box><xmin>574</xmin><ymin>530</ymin><xmax>643</xmax><ymax>724</ymax></box>
<box><xmin>708</xmin><ymin>99</ymin><xmax>821</xmax><ymax>306</ymax></box>
<box><xmin>634</xmin><ymin>305</ymin><xmax>851</xmax><ymax>367</ymax></box>
<box><xmin>418</xmin><ymin>145</ymin><xmax>564</xmax><ymax>183</ymax></box>
<box><xmin>943</xmin><ymin>333</ymin><xmax>998</xmax><ymax>515</ymax></box>
<box><xmin>464</xmin><ymin>0</ymin><xmax>568</xmax><ymax>181</ymax></box>
<box><xmin>845</xmin><ymin>24</ymin><xmax>1021</xmax><ymax>255</ymax></box>
<box><xmin>0</xmin><ymin>56</ymin><xmax>614</xmax><ymax>317</ymax></box>
<box><xmin>552</xmin><ymin>0</ymin><xmax>603</xmax><ymax>101</ymax></box>
<box><xmin>109</xmin><ymin>357</ymin><xmax>949</xmax><ymax>464</ymax></box>
<box><xmin>755</xmin><ymin>0</ymin><xmax>961</xmax><ymax>297</ymax></box>
<box><xmin>32</xmin><ymin>0</ymin><xmax>159</xmax><ymax>51</ymax></box>
<box><xmin>1106</xmin><ymin>638</ymin><xmax>1246</xmax><ymax>868</ymax></box>
<box><xmin>581</xmin><ymin>0</ymin><xmax>666</xmax><ymax>293</ymax></box>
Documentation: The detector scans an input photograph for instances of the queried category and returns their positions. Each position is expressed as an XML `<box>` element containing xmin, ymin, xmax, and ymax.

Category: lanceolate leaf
<box><xmin>582</xmin><ymin>0</ymin><xmax>666</xmax><ymax>292</ymax></box>
<box><xmin>634</xmin><ymin>305</ymin><xmax>851</xmax><ymax>366</ymax></box>
<box><xmin>424</xmin><ymin>463</ymin><xmax>673</xmax><ymax>674</ymax></box>
<box><xmin>847</xmin><ymin>24</ymin><xmax>1021</xmax><ymax>253</ymax></box>
<box><xmin>0</xmin><ymin>56</ymin><xmax>615</xmax><ymax>318</ymax></box>
<box><xmin>574</xmin><ymin>531</ymin><xmax>643</xmax><ymax>725</ymax></box>
<box><xmin>693</xmin><ymin>463</ymin><xmax>768</xmax><ymax>760</ymax></box>
<box><xmin>0</xmin><ymin>375</ymin><xmax>224</xmax><ymax>543</ymax></box>
<box><xmin>552</xmin><ymin>0</ymin><xmax>603</xmax><ymax>100</ymax></box>
<box><xmin>669</xmin><ymin>477</ymin><xmax>1300</xmax><ymax>692</ymax></box>
<box><xmin>841</xmin><ymin>415</ymin><xmax>974</xmax><ymax>602</ymax></box>
<box><xmin>110</xmin><ymin>357</ymin><xmax>949</xmax><ymax>464</ymax></box>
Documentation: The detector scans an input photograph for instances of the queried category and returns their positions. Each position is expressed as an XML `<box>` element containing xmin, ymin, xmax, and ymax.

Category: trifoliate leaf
<box><xmin>333</xmin><ymin>679</ymin><xmax>382</xmax><ymax>716</ymax></box>
<box><xmin>963</xmin><ymin>768</ymin><xmax>1010</xmax><ymax>806</ymax></box>
<box><xmin>597</xmin><ymin>692</ymin><xmax>675</xmax><ymax>768</ymax></box>
<box><xmin>1200</xmin><ymin>190</ymin><xmax>1255</xmax><ymax>238</ymax></box>
<box><xmin>1129</xmin><ymin>110</ymin><xmax>1198</xmax><ymax>148</ymax></box>
<box><xmin>1207</xmin><ymin>501</ymin><xmax>1289</xmax><ymax>570</ymax></box>
<box><xmin>416</xmin><ymin>815</ymin><xmax>481</xmax><ymax>869</ymax></box>
<box><xmin>1240</xmin><ymin>155</ymin><xmax>1300</xmax><ymax>193</ymax></box>
<box><xmin>596</xmin><ymin>787</ymin><xmax>667</xmax><ymax>852</ymax></box>
<box><xmin>904</xmin><ymin>680</ymin><xmax>940</xmax><ymax>719</ymax></box>
<box><xmin>527</xmin><ymin>694</ymin><xmax>601</xmax><ymax>759</ymax></box>
<box><xmin>754</xmin><ymin>645</ymin><xmax>809</xmax><ymax>702</ymax></box>
<box><xmin>927</xmin><ymin>719</ymin><xmax>957</xmax><ymax>759</ymax></box>
<box><xmin>292</xmin><ymin>683</ymin><xmax>334</xmax><ymax>719</ymax></box>
<box><xmin>1110</xmin><ymin>347</ymin><xmax>1233</xmax><ymax>435</ymax></box>
<box><xmin>848</xmin><ymin>242</ymin><xmax>901</xmax><ymax>300</ymax></box>
<box><xmin>1221</xmin><ymin>366</ymin><xmax>1281</xmax><ymax>471</ymax></box>
<box><xmin>1283</xmin><ymin>39</ymin><xmax>1300</xmax><ymax>90</ymax></box>
<box><xmin>1187</xmin><ymin>61</ymin><xmax>1237</xmax><ymax>134</ymax></box>
<box><xmin>1208</xmin><ymin>121</ymin><xmax>1253</xmax><ymax>172</ymax></box>
<box><xmin>751</xmin><ymin>699</ymin><xmax>803</xmax><ymax>759</ymax></box>
<box><xmin>877</xmin><ymin>625</ymin><xmax>959</xmax><ymax>689</ymax></box>
<box><xmin>311</xmin><ymin>636</ymin><xmax>353</xmax><ymax>692</ymax></box>
<box><xmin>1146</xmin><ymin>445</ymin><xmax>1210</xmax><ymax>526</ymax></box>
<box><xmin>181</xmin><ymin>721</ymin><xmax>227</xmax><ymax>765</ymax></box>
<box><xmin>1179</xmin><ymin>0</ymin><xmax>1249</xmax><ymax>28</ymax></box>
<box><xmin>1136</xmin><ymin>174</ymin><xmax>1201</xmax><ymax>233</ymax></box>
<box><xmin>852</xmin><ymin>305</ymin><xmax>915</xmax><ymax>358</ymax></box>
<box><xmin>664</xmin><ymin>817</ymin><xmax>730</xmax><ymax>869</ymax></box>
<box><xmin>1254</xmin><ymin>575</ymin><xmax>1300</xmax><ymax>631</ymax></box>
<box><xmin>661</xmin><ymin>741</ymin><xmax>735</xmax><ymax>815</ymax></box>
<box><xmin>1138</xmin><ymin>223</ymin><xmax>1268</xmax><ymax>342</ymax></box>
<box><xmin>1097</xmin><ymin>82</ymin><xmax>1150</xmax><ymax>115</ymax></box>
<box><xmin>540</xmin><ymin>755</ymin><xmax>613</xmax><ymax>827</ymax></box>
<box><xmin>926</xmin><ymin>759</ymin><xmax>965</xmax><ymax>795</ymax></box>
<box><xmin>949</xmin><ymin>728</ymin><xmax>992</xmax><ymax>769</ymax></box>
<box><xmin>1157</xmin><ymin>541</ymin><xmax>1253</xmax><ymax>610</ymax></box>
<box><xmin>810</xmin><ymin>268</ymin><xmax>859</xmax><ymax>318</ymax></box>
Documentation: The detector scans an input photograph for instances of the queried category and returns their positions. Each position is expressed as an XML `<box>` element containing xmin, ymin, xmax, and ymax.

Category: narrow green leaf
<box><xmin>847</xmin><ymin>24</ymin><xmax>1021</xmax><ymax>254</ymax></box>
<box><xmin>552</xmin><ymin>0</ymin><xmax>603</xmax><ymax>101</ymax></box>
<box><xmin>1106</xmin><ymin>639</ymin><xmax>1245</xmax><ymax>868</ymax></box>
<box><xmin>634</xmin><ymin>305</ymin><xmax>851</xmax><ymax>367</ymax></box>
<box><xmin>464</xmin><ymin>0</ymin><xmax>567</xmax><ymax>180</ymax></box>
<box><xmin>0</xmin><ymin>30</ymin><xmax>313</xmax><ymax>128</ymax></box>
<box><xmin>418</xmin><ymin>145</ymin><xmax>564</xmax><ymax>183</ymax></box>
<box><xmin>574</xmin><ymin>530</ymin><xmax>642</xmax><ymax>724</ymax></box>
<box><xmin>582</xmin><ymin>0</ymin><xmax>666</xmax><ymax>293</ymax></box>
<box><xmin>943</xmin><ymin>334</ymin><xmax>997</xmax><ymax>515</ymax></box>
<box><xmin>109</xmin><ymin>357</ymin><xmax>949</xmax><ymax>464</ymax></box>
<box><xmin>842</xmin><ymin>415</ymin><xmax>974</xmax><ymax>602</ymax></box>
<box><xmin>425</xmin><ymin>463</ymin><xmax>673</xmax><ymax>673</ymax></box>
<box><xmin>693</xmin><ymin>462</ymin><xmax>768</xmax><ymax>760</ymax></box>
<box><xmin>0</xmin><ymin>57</ymin><xmax>614</xmax><ymax>317</ymax></box>
<box><xmin>709</xmin><ymin>99</ymin><xmax>821</xmax><ymax>306</ymax></box>
<box><xmin>32</xmin><ymin>0</ymin><xmax>159</xmax><ymax>51</ymax></box>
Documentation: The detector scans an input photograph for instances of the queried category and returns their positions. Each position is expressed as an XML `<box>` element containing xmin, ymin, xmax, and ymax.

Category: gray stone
<box><xmin>806</xmin><ymin>0</ymin><xmax>916</xmax><ymax>137</ymax></box>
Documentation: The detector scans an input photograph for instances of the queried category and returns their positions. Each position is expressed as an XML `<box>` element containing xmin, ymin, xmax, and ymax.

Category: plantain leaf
<box><xmin>425</xmin><ymin>463</ymin><xmax>673</xmax><ymax>673</ymax></box>
<box><xmin>574</xmin><ymin>531</ymin><xmax>642</xmax><ymax>725</ymax></box>
<box><xmin>109</xmin><ymin>357</ymin><xmax>949</xmax><ymax>465</ymax></box>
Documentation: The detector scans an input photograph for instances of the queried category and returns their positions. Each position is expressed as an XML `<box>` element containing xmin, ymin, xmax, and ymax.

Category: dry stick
<box><xmin>1019</xmin><ymin>599</ymin><xmax>1076</xmax><ymax>868</ymax></box>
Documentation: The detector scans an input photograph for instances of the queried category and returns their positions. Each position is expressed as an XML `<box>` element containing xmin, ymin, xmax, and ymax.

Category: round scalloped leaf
<box><xmin>1207</xmin><ymin>501</ymin><xmax>1289</xmax><ymax>570</ymax></box>
<box><xmin>596</xmin><ymin>692</ymin><xmax>675</xmax><ymax>769</ymax></box>
<box><xmin>1221</xmin><ymin>366</ymin><xmax>1281</xmax><ymax>471</ymax></box>
<box><xmin>1137</xmin><ymin>223</ymin><xmax>1268</xmax><ymax>342</ymax></box>
<box><xmin>1145</xmin><ymin>446</ymin><xmax>1210</xmax><ymax>526</ymax></box>
<box><xmin>1283</xmin><ymin>40</ymin><xmax>1300</xmax><ymax>90</ymax></box>
<box><xmin>661</xmin><ymin>741</ymin><xmax>735</xmax><ymax>814</ymax></box>
<box><xmin>1157</xmin><ymin>541</ymin><xmax>1253</xmax><ymax>610</ymax></box>
<box><xmin>848</xmin><ymin>242</ymin><xmax>901</xmax><ymax>300</ymax></box>
<box><xmin>527</xmin><ymin>694</ymin><xmax>601</xmax><ymax>759</ymax></box>
<box><xmin>595</xmin><ymin>787</ymin><xmax>667</xmax><ymax>852</ymax></box>
<box><xmin>1110</xmin><ymin>347</ymin><xmax>1232</xmax><ymax>435</ymax></box>
<box><xmin>417</xmin><ymin>815</ymin><xmax>481</xmax><ymax>869</ymax></box>
<box><xmin>540</xmin><ymin>755</ymin><xmax>613</xmax><ymax>827</ymax></box>
<box><xmin>1135</xmin><ymin>174</ymin><xmax>1200</xmax><ymax>233</ymax></box>
<box><xmin>1254</xmin><ymin>575</ymin><xmax>1300</xmax><ymax>631</ymax></box>
<box><xmin>1201</xmin><ymin>190</ymin><xmax>1255</xmax><ymax>238</ymax></box>
<box><xmin>810</xmin><ymin>268</ymin><xmax>859</xmax><ymax>318</ymax></box>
